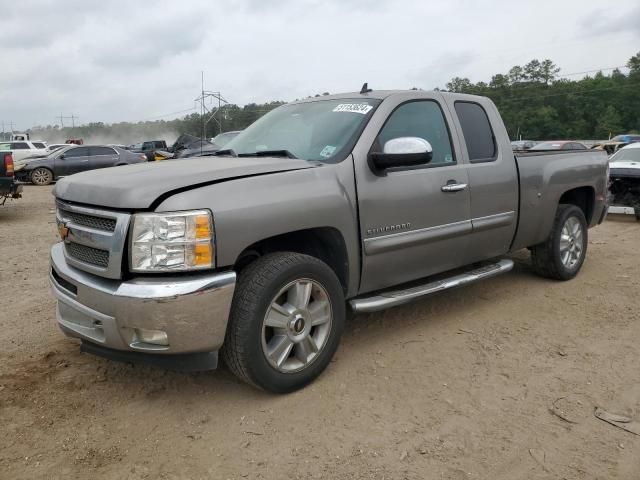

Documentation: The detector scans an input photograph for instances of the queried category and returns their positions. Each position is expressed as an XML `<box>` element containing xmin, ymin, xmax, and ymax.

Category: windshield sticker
<box><xmin>332</xmin><ymin>103</ymin><xmax>373</xmax><ymax>115</ymax></box>
<box><xmin>320</xmin><ymin>145</ymin><xmax>337</xmax><ymax>158</ymax></box>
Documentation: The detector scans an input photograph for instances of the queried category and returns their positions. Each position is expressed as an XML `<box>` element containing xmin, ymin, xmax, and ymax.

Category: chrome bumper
<box><xmin>49</xmin><ymin>242</ymin><xmax>236</xmax><ymax>356</ymax></box>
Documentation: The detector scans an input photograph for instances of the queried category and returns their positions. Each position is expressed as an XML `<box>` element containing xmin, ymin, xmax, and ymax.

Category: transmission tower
<box><xmin>194</xmin><ymin>72</ymin><xmax>228</xmax><ymax>142</ymax></box>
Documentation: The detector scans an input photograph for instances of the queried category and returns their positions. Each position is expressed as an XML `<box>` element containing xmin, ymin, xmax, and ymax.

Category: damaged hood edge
<box><xmin>54</xmin><ymin>156</ymin><xmax>318</xmax><ymax>210</ymax></box>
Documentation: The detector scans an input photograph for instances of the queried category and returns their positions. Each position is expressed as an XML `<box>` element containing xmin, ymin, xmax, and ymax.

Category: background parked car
<box><xmin>594</xmin><ymin>134</ymin><xmax>640</xmax><ymax>155</ymax></box>
<box><xmin>211</xmin><ymin>130</ymin><xmax>242</xmax><ymax>148</ymax></box>
<box><xmin>0</xmin><ymin>140</ymin><xmax>47</xmax><ymax>162</ymax></box>
<box><xmin>608</xmin><ymin>142</ymin><xmax>640</xmax><ymax>220</ymax></box>
<box><xmin>529</xmin><ymin>141</ymin><xmax>587</xmax><ymax>151</ymax></box>
<box><xmin>16</xmin><ymin>145</ymin><xmax>147</xmax><ymax>185</ymax></box>
<box><xmin>511</xmin><ymin>140</ymin><xmax>537</xmax><ymax>150</ymax></box>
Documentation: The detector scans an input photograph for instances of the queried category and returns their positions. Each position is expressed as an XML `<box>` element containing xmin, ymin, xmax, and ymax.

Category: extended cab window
<box><xmin>454</xmin><ymin>101</ymin><xmax>496</xmax><ymax>162</ymax></box>
<box><xmin>376</xmin><ymin>101</ymin><xmax>454</xmax><ymax>165</ymax></box>
<box><xmin>32</xmin><ymin>142</ymin><xmax>46</xmax><ymax>148</ymax></box>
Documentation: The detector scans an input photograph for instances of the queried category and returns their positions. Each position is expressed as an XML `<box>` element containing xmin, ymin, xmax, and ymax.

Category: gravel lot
<box><xmin>1</xmin><ymin>185</ymin><xmax>639</xmax><ymax>479</ymax></box>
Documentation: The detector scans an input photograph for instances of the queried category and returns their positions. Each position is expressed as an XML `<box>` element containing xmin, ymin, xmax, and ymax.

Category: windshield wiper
<box><xmin>212</xmin><ymin>148</ymin><xmax>238</xmax><ymax>157</ymax></box>
<box><xmin>238</xmin><ymin>149</ymin><xmax>298</xmax><ymax>159</ymax></box>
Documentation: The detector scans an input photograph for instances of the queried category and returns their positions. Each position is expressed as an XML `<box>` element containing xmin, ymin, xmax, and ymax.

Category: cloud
<box><xmin>1</xmin><ymin>0</ymin><xmax>639</xmax><ymax>130</ymax></box>
<box><xmin>580</xmin><ymin>5</ymin><xmax>640</xmax><ymax>38</ymax></box>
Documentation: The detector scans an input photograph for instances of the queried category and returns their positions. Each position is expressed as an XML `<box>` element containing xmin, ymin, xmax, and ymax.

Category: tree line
<box><xmin>443</xmin><ymin>52</ymin><xmax>640</xmax><ymax>140</ymax></box>
<box><xmin>10</xmin><ymin>52</ymin><xmax>640</xmax><ymax>143</ymax></box>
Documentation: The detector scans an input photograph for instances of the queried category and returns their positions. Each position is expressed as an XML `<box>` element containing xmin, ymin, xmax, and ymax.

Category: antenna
<box><xmin>360</xmin><ymin>82</ymin><xmax>372</xmax><ymax>94</ymax></box>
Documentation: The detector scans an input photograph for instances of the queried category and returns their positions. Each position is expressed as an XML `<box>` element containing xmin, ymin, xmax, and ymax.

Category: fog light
<box><xmin>134</xmin><ymin>328</ymin><xmax>169</xmax><ymax>346</ymax></box>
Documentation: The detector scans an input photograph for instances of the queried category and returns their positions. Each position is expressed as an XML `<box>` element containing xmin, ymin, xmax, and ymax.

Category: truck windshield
<box><xmin>225</xmin><ymin>98</ymin><xmax>381</xmax><ymax>162</ymax></box>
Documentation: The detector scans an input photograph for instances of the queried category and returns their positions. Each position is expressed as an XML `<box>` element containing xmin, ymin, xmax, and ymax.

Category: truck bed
<box><xmin>511</xmin><ymin>149</ymin><xmax>608</xmax><ymax>251</ymax></box>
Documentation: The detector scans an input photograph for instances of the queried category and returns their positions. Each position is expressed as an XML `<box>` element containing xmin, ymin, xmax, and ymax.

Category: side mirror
<box><xmin>59</xmin><ymin>154</ymin><xmax>65</xmax><ymax>159</ymax></box>
<box><xmin>369</xmin><ymin>137</ymin><xmax>433</xmax><ymax>171</ymax></box>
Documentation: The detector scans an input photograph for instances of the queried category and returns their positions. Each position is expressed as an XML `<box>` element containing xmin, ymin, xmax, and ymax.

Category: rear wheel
<box><xmin>531</xmin><ymin>204</ymin><xmax>588</xmax><ymax>280</ymax></box>
<box><xmin>30</xmin><ymin>167</ymin><xmax>53</xmax><ymax>186</ymax></box>
<box><xmin>222</xmin><ymin>252</ymin><xmax>345</xmax><ymax>393</ymax></box>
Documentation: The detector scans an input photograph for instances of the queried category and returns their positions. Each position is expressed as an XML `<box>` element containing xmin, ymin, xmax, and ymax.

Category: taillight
<box><xmin>3</xmin><ymin>153</ymin><xmax>13</xmax><ymax>176</ymax></box>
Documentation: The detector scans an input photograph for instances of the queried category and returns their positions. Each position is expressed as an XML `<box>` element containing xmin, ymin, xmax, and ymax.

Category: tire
<box><xmin>530</xmin><ymin>204</ymin><xmax>588</xmax><ymax>280</ymax></box>
<box><xmin>222</xmin><ymin>252</ymin><xmax>345</xmax><ymax>393</ymax></box>
<box><xmin>30</xmin><ymin>167</ymin><xmax>53</xmax><ymax>186</ymax></box>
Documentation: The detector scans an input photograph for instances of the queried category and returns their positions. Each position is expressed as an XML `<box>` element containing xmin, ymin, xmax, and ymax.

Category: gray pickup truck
<box><xmin>50</xmin><ymin>89</ymin><xmax>608</xmax><ymax>392</ymax></box>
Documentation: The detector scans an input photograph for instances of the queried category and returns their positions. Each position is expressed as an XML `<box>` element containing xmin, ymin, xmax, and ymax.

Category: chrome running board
<box><xmin>349</xmin><ymin>259</ymin><xmax>514</xmax><ymax>313</ymax></box>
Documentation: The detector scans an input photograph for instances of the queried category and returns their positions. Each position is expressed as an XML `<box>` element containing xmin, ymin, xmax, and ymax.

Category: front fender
<box><xmin>155</xmin><ymin>159</ymin><xmax>361</xmax><ymax>297</ymax></box>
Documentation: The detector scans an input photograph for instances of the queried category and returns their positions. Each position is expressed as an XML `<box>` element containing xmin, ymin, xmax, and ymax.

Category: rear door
<box><xmin>353</xmin><ymin>92</ymin><xmax>471</xmax><ymax>293</ymax></box>
<box><xmin>56</xmin><ymin>146</ymin><xmax>90</xmax><ymax>176</ymax></box>
<box><xmin>89</xmin><ymin>146</ymin><xmax>119</xmax><ymax>169</ymax></box>
<box><xmin>443</xmin><ymin>97</ymin><xmax>518</xmax><ymax>261</ymax></box>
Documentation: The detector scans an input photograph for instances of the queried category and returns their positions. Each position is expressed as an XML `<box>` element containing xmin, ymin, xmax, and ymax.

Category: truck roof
<box><xmin>294</xmin><ymin>90</ymin><xmax>486</xmax><ymax>104</ymax></box>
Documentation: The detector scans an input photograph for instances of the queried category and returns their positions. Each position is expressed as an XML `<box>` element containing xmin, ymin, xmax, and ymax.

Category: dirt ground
<box><xmin>1</xmin><ymin>185</ymin><xmax>639</xmax><ymax>480</ymax></box>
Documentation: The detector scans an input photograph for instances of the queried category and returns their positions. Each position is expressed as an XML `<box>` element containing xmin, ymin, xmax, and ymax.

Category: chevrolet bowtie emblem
<box><xmin>58</xmin><ymin>222</ymin><xmax>70</xmax><ymax>241</ymax></box>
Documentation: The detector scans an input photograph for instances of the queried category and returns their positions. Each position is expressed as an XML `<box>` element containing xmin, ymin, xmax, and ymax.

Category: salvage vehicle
<box><xmin>511</xmin><ymin>140</ymin><xmax>537</xmax><ymax>151</ymax></box>
<box><xmin>530</xmin><ymin>141</ymin><xmax>587</xmax><ymax>151</ymax></box>
<box><xmin>608</xmin><ymin>143</ymin><xmax>640</xmax><ymax>220</ymax></box>
<box><xmin>0</xmin><ymin>140</ymin><xmax>47</xmax><ymax>162</ymax></box>
<box><xmin>594</xmin><ymin>134</ymin><xmax>640</xmax><ymax>155</ymax></box>
<box><xmin>16</xmin><ymin>145</ymin><xmax>146</xmax><ymax>185</ymax></box>
<box><xmin>212</xmin><ymin>130</ymin><xmax>242</xmax><ymax>148</ymax></box>
<box><xmin>50</xmin><ymin>89</ymin><xmax>609</xmax><ymax>393</ymax></box>
<box><xmin>130</xmin><ymin>140</ymin><xmax>169</xmax><ymax>161</ymax></box>
<box><xmin>0</xmin><ymin>152</ymin><xmax>22</xmax><ymax>204</ymax></box>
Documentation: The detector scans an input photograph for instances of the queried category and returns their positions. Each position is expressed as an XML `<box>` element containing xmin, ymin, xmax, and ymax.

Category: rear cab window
<box><xmin>454</xmin><ymin>101</ymin><xmax>496</xmax><ymax>162</ymax></box>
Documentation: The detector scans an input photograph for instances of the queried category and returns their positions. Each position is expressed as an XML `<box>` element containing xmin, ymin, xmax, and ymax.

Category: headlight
<box><xmin>130</xmin><ymin>210</ymin><xmax>214</xmax><ymax>272</ymax></box>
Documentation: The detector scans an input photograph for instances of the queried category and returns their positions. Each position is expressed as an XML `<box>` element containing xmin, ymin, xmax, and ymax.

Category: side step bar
<box><xmin>349</xmin><ymin>259</ymin><xmax>514</xmax><ymax>313</ymax></box>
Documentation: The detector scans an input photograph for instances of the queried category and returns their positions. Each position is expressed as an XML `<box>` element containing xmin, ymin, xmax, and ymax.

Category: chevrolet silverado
<box><xmin>49</xmin><ymin>89</ymin><xmax>609</xmax><ymax>392</ymax></box>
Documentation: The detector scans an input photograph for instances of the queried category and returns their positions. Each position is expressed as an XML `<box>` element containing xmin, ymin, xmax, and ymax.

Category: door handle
<box><xmin>441</xmin><ymin>182</ymin><xmax>468</xmax><ymax>192</ymax></box>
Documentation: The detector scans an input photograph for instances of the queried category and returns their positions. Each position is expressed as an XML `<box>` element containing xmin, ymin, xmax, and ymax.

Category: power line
<box><xmin>139</xmin><ymin>106</ymin><xmax>198</xmax><ymax>122</ymax></box>
<box><xmin>558</xmin><ymin>65</ymin><xmax>629</xmax><ymax>78</ymax></box>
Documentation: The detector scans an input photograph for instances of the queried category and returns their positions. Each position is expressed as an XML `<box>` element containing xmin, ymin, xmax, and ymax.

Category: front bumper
<box><xmin>49</xmin><ymin>243</ymin><xmax>236</xmax><ymax>368</ymax></box>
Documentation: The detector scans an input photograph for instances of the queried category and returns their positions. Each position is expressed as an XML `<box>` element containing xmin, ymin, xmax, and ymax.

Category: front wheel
<box><xmin>531</xmin><ymin>204</ymin><xmax>588</xmax><ymax>280</ymax></box>
<box><xmin>222</xmin><ymin>252</ymin><xmax>345</xmax><ymax>393</ymax></box>
<box><xmin>30</xmin><ymin>167</ymin><xmax>53</xmax><ymax>186</ymax></box>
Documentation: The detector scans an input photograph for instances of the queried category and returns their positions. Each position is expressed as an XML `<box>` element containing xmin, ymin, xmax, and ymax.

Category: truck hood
<box><xmin>54</xmin><ymin>156</ymin><xmax>318</xmax><ymax>209</ymax></box>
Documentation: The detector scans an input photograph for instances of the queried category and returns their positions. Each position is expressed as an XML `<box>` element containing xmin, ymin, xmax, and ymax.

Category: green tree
<box><xmin>597</xmin><ymin>105</ymin><xmax>623</xmax><ymax>138</ymax></box>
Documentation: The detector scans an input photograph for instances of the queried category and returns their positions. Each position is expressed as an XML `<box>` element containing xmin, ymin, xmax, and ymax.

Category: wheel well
<box><xmin>559</xmin><ymin>186</ymin><xmax>595</xmax><ymax>223</ymax></box>
<box><xmin>234</xmin><ymin>227</ymin><xmax>349</xmax><ymax>293</ymax></box>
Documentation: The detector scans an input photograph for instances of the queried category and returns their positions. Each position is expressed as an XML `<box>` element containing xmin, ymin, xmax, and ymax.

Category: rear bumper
<box><xmin>0</xmin><ymin>178</ymin><xmax>22</xmax><ymax>197</ymax></box>
<box><xmin>49</xmin><ymin>242</ymin><xmax>236</xmax><ymax>367</ymax></box>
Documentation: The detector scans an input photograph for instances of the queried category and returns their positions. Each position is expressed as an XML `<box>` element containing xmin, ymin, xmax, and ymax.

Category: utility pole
<box><xmin>1</xmin><ymin>121</ymin><xmax>15</xmax><ymax>140</ymax></box>
<box><xmin>194</xmin><ymin>72</ymin><xmax>228</xmax><ymax>150</ymax></box>
<box><xmin>57</xmin><ymin>114</ymin><xmax>78</xmax><ymax>129</ymax></box>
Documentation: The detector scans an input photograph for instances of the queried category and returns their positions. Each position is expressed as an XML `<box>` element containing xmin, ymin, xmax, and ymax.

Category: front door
<box><xmin>353</xmin><ymin>93</ymin><xmax>471</xmax><ymax>294</ymax></box>
<box><xmin>56</xmin><ymin>146</ymin><xmax>90</xmax><ymax>176</ymax></box>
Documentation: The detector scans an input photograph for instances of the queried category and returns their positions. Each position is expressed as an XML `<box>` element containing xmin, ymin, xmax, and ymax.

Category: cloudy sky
<box><xmin>1</xmin><ymin>0</ymin><xmax>638</xmax><ymax>130</ymax></box>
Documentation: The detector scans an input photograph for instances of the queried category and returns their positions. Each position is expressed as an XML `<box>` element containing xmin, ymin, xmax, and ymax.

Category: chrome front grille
<box><xmin>56</xmin><ymin>200</ymin><xmax>131</xmax><ymax>279</ymax></box>
<box><xmin>65</xmin><ymin>242</ymin><xmax>110</xmax><ymax>268</ymax></box>
<box><xmin>58</xmin><ymin>209</ymin><xmax>117</xmax><ymax>232</ymax></box>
